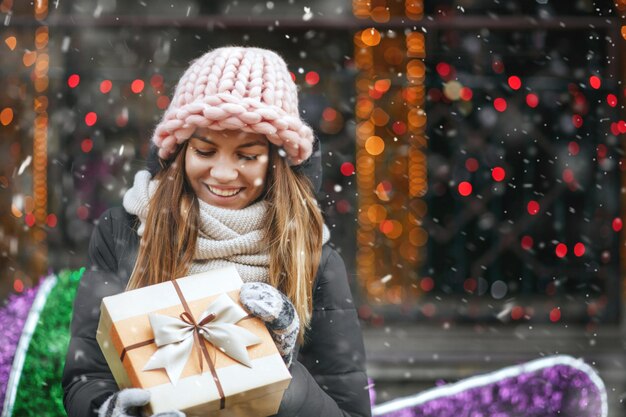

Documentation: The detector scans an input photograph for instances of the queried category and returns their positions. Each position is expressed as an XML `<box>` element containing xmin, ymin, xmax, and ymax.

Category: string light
<box><xmin>353</xmin><ymin>0</ymin><xmax>427</xmax><ymax>305</ymax></box>
<box><xmin>32</xmin><ymin>0</ymin><xmax>49</xmax><ymax>273</ymax></box>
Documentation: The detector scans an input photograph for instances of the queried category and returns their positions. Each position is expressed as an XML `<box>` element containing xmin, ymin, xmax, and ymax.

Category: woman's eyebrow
<box><xmin>193</xmin><ymin>137</ymin><xmax>267</xmax><ymax>149</ymax></box>
<box><xmin>237</xmin><ymin>140</ymin><xmax>268</xmax><ymax>149</ymax></box>
<box><xmin>192</xmin><ymin>137</ymin><xmax>216</xmax><ymax>145</ymax></box>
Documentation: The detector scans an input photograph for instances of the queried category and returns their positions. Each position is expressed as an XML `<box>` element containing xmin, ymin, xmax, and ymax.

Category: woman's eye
<box><xmin>239</xmin><ymin>154</ymin><xmax>258</xmax><ymax>161</ymax></box>
<box><xmin>193</xmin><ymin>148</ymin><xmax>214</xmax><ymax>157</ymax></box>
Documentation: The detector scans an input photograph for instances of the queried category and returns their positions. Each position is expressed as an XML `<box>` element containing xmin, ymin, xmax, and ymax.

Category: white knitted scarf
<box><xmin>122</xmin><ymin>170</ymin><xmax>330</xmax><ymax>283</ymax></box>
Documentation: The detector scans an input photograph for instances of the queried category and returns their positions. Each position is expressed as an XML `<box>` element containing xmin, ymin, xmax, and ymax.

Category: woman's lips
<box><xmin>205</xmin><ymin>184</ymin><xmax>244</xmax><ymax>197</ymax></box>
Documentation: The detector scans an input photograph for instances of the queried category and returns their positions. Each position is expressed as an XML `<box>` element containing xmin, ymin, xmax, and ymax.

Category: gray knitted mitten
<box><xmin>239</xmin><ymin>282</ymin><xmax>300</xmax><ymax>367</ymax></box>
<box><xmin>98</xmin><ymin>388</ymin><xmax>186</xmax><ymax>417</ymax></box>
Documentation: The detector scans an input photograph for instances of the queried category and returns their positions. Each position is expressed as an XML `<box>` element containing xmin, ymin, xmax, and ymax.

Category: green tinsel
<box><xmin>12</xmin><ymin>268</ymin><xmax>84</xmax><ymax>417</ymax></box>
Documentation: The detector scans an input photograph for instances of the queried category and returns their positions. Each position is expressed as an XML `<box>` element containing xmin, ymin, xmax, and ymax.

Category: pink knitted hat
<box><xmin>152</xmin><ymin>46</ymin><xmax>315</xmax><ymax>165</ymax></box>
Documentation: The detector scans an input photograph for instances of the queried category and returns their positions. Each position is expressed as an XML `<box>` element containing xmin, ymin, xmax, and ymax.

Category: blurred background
<box><xmin>1</xmin><ymin>0</ymin><xmax>625</xmax><ymax>415</ymax></box>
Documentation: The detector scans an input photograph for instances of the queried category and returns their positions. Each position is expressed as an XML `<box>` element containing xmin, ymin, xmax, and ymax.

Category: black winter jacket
<box><xmin>61</xmin><ymin>206</ymin><xmax>372</xmax><ymax>417</ymax></box>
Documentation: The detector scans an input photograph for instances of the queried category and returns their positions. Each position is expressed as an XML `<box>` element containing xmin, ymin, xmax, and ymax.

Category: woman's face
<box><xmin>185</xmin><ymin>128</ymin><xmax>270</xmax><ymax>209</ymax></box>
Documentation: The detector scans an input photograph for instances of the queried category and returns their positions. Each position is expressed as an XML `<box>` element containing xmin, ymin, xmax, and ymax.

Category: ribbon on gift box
<box><xmin>118</xmin><ymin>279</ymin><xmax>261</xmax><ymax>410</ymax></box>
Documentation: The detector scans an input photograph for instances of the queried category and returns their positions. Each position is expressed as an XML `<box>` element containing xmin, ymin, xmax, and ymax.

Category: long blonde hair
<box><xmin>126</xmin><ymin>141</ymin><xmax>324</xmax><ymax>343</ymax></box>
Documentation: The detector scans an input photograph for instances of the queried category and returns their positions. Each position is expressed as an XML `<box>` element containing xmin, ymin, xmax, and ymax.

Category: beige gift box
<box><xmin>96</xmin><ymin>266</ymin><xmax>292</xmax><ymax>417</ymax></box>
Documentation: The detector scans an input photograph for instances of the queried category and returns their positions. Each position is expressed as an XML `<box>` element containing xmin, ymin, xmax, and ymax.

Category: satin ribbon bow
<box><xmin>142</xmin><ymin>293</ymin><xmax>262</xmax><ymax>385</ymax></box>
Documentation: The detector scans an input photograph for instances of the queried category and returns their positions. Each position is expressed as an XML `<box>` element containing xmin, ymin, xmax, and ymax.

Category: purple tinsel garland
<box><xmin>0</xmin><ymin>286</ymin><xmax>38</xmax><ymax>407</ymax></box>
<box><xmin>373</xmin><ymin>360</ymin><xmax>604</xmax><ymax>417</ymax></box>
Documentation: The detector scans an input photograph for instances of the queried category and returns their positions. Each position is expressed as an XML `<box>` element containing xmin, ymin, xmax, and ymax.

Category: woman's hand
<box><xmin>98</xmin><ymin>388</ymin><xmax>185</xmax><ymax>417</ymax></box>
<box><xmin>239</xmin><ymin>282</ymin><xmax>300</xmax><ymax>367</ymax></box>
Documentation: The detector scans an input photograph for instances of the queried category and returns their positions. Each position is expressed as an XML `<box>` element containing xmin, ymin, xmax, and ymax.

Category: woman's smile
<box><xmin>205</xmin><ymin>184</ymin><xmax>244</xmax><ymax>198</ymax></box>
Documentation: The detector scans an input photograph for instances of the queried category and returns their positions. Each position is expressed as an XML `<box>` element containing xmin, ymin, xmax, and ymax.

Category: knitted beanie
<box><xmin>152</xmin><ymin>46</ymin><xmax>315</xmax><ymax>165</ymax></box>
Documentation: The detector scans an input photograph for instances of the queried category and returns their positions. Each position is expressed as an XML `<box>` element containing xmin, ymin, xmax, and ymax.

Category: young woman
<box><xmin>62</xmin><ymin>47</ymin><xmax>371</xmax><ymax>417</ymax></box>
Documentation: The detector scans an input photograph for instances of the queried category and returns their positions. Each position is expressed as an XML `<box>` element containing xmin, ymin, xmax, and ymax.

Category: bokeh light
<box><xmin>573</xmin><ymin>242</ymin><xmax>585</xmax><ymax>257</ymax></box>
<box><xmin>526</xmin><ymin>93</ymin><xmax>539</xmax><ymax>108</ymax></box>
<box><xmin>100</xmin><ymin>79</ymin><xmax>112</xmax><ymax>94</ymax></box>
<box><xmin>67</xmin><ymin>74</ymin><xmax>80</xmax><ymax>88</ymax></box>
<box><xmin>465</xmin><ymin>158</ymin><xmax>479</xmax><ymax>172</ymax></box>
<box><xmin>5</xmin><ymin>36</ymin><xmax>16</xmax><ymax>50</ymax></box>
<box><xmin>365</xmin><ymin>135</ymin><xmax>385</xmax><ymax>155</ymax></box>
<box><xmin>305</xmin><ymin>71</ymin><xmax>320</xmax><ymax>86</ymax></box>
<box><xmin>0</xmin><ymin>107</ymin><xmax>14</xmax><ymax>126</ymax></box>
<box><xmin>508</xmin><ymin>75</ymin><xmax>521</xmax><ymax>90</ymax></box>
<box><xmin>131</xmin><ymin>79</ymin><xmax>145</xmax><ymax>93</ymax></box>
<box><xmin>458</xmin><ymin>181</ymin><xmax>472</xmax><ymax>196</ymax></box>
<box><xmin>521</xmin><ymin>235</ymin><xmax>533</xmax><ymax>250</ymax></box>
<box><xmin>527</xmin><ymin>200</ymin><xmax>540</xmax><ymax>215</ymax></box>
<box><xmin>612</xmin><ymin>218</ymin><xmax>623</xmax><ymax>232</ymax></box>
<box><xmin>81</xmin><ymin>138</ymin><xmax>93</xmax><ymax>153</ymax></box>
<box><xmin>494</xmin><ymin>98</ymin><xmax>507</xmax><ymax>112</ymax></box>
<box><xmin>607</xmin><ymin>93</ymin><xmax>617</xmax><ymax>107</ymax></box>
<box><xmin>361</xmin><ymin>28</ymin><xmax>381</xmax><ymax>46</ymax></box>
<box><xmin>589</xmin><ymin>75</ymin><xmax>601</xmax><ymax>89</ymax></box>
<box><xmin>549</xmin><ymin>308</ymin><xmax>561</xmax><ymax>322</ymax></box>
<box><xmin>84</xmin><ymin>112</ymin><xmax>97</xmax><ymax>126</ymax></box>
<box><xmin>340</xmin><ymin>162</ymin><xmax>355</xmax><ymax>176</ymax></box>
<box><xmin>491</xmin><ymin>166</ymin><xmax>506</xmax><ymax>182</ymax></box>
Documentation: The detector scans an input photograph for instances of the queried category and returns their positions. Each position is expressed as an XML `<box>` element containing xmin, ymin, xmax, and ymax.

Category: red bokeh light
<box><xmin>494</xmin><ymin>98</ymin><xmax>507</xmax><ymax>112</ymax></box>
<box><xmin>511</xmin><ymin>306</ymin><xmax>524</xmax><ymax>320</ymax></box>
<box><xmin>572</xmin><ymin>114</ymin><xmax>583</xmax><ymax>128</ymax></box>
<box><xmin>100</xmin><ymin>80</ymin><xmax>112</xmax><ymax>94</ymax></box>
<box><xmin>465</xmin><ymin>158</ymin><xmax>479</xmax><ymax>172</ymax></box>
<box><xmin>460</xmin><ymin>87</ymin><xmax>473</xmax><ymax>101</ymax></box>
<box><xmin>521</xmin><ymin>235</ymin><xmax>533</xmax><ymax>250</ymax></box>
<box><xmin>508</xmin><ymin>75</ymin><xmax>521</xmax><ymax>90</ymax></box>
<box><xmin>589</xmin><ymin>75</ymin><xmax>601</xmax><ymax>89</ymax></box>
<box><xmin>463</xmin><ymin>278</ymin><xmax>477</xmax><ymax>293</ymax></box>
<box><xmin>436</xmin><ymin>62</ymin><xmax>451</xmax><ymax>77</ymax></box>
<box><xmin>491</xmin><ymin>59</ymin><xmax>504</xmax><ymax>74</ymax></box>
<box><xmin>392</xmin><ymin>121</ymin><xmax>406</xmax><ymax>135</ymax></box>
<box><xmin>555</xmin><ymin>243</ymin><xmax>567</xmax><ymax>258</ymax></box>
<box><xmin>527</xmin><ymin>200</ymin><xmax>540</xmax><ymax>215</ymax></box>
<box><xmin>562</xmin><ymin>168</ymin><xmax>574</xmax><ymax>183</ymax></box>
<box><xmin>568</xmin><ymin>141</ymin><xmax>580</xmax><ymax>155</ymax></box>
<box><xmin>81</xmin><ymin>138</ymin><xmax>93</xmax><ymax>153</ymax></box>
<box><xmin>25</xmin><ymin>213</ymin><xmax>36</xmax><ymax>227</ymax></box>
<box><xmin>85</xmin><ymin>112</ymin><xmax>97</xmax><ymax>126</ymax></box>
<box><xmin>14</xmin><ymin>279</ymin><xmax>24</xmax><ymax>293</ymax></box>
<box><xmin>574</xmin><ymin>242</ymin><xmax>585</xmax><ymax>257</ymax></box>
<box><xmin>67</xmin><ymin>74</ymin><xmax>80</xmax><ymax>88</ymax></box>
<box><xmin>612</xmin><ymin>217</ymin><xmax>623</xmax><ymax>232</ymax></box>
<box><xmin>150</xmin><ymin>74</ymin><xmax>164</xmax><ymax>89</ymax></box>
<box><xmin>607</xmin><ymin>94</ymin><xmax>617</xmax><ymax>107</ymax></box>
<box><xmin>340</xmin><ymin>162</ymin><xmax>355</xmax><ymax>176</ymax></box>
<box><xmin>526</xmin><ymin>93</ymin><xmax>539</xmax><ymax>108</ymax></box>
<box><xmin>305</xmin><ymin>71</ymin><xmax>320</xmax><ymax>86</ymax></box>
<box><xmin>420</xmin><ymin>277</ymin><xmax>434</xmax><ymax>292</ymax></box>
<box><xmin>156</xmin><ymin>95</ymin><xmax>170</xmax><ymax>110</ymax></box>
<box><xmin>322</xmin><ymin>107</ymin><xmax>337</xmax><ymax>122</ymax></box>
<box><xmin>131</xmin><ymin>79</ymin><xmax>145</xmax><ymax>94</ymax></box>
<box><xmin>46</xmin><ymin>213</ymin><xmax>57</xmax><ymax>228</ymax></box>
<box><xmin>491</xmin><ymin>166</ymin><xmax>506</xmax><ymax>182</ymax></box>
<box><xmin>549</xmin><ymin>307</ymin><xmax>561</xmax><ymax>322</ymax></box>
<box><xmin>458</xmin><ymin>181</ymin><xmax>472</xmax><ymax>196</ymax></box>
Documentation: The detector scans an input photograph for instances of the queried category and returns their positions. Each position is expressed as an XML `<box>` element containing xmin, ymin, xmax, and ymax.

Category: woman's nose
<box><xmin>210</xmin><ymin>160</ymin><xmax>239</xmax><ymax>182</ymax></box>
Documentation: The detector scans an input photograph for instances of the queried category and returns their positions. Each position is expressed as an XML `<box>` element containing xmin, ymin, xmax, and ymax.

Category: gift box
<box><xmin>96</xmin><ymin>266</ymin><xmax>292</xmax><ymax>417</ymax></box>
